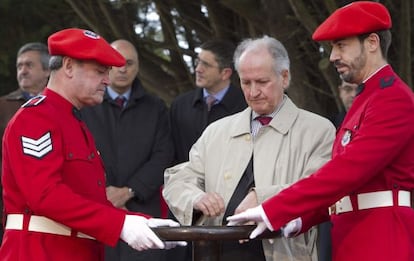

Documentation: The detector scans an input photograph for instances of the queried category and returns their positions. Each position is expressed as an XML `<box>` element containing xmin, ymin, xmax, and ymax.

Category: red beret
<box><xmin>312</xmin><ymin>1</ymin><xmax>391</xmax><ymax>41</ymax></box>
<box><xmin>48</xmin><ymin>28</ymin><xmax>125</xmax><ymax>67</ymax></box>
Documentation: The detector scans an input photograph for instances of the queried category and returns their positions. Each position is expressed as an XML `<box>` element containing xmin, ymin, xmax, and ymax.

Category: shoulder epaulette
<box><xmin>21</xmin><ymin>95</ymin><xmax>46</xmax><ymax>108</ymax></box>
<box><xmin>380</xmin><ymin>76</ymin><xmax>395</xmax><ymax>88</ymax></box>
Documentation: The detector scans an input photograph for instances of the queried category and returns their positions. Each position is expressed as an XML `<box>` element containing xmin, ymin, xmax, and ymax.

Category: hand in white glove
<box><xmin>226</xmin><ymin>205</ymin><xmax>273</xmax><ymax>239</ymax></box>
<box><xmin>147</xmin><ymin>218</ymin><xmax>188</xmax><ymax>249</ymax></box>
<box><xmin>120</xmin><ymin>215</ymin><xmax>165</xmax><ymax>251</ymax></box>
<box><xmin>147</xmin><ymin>218</ymin><xmax>181</xmax><ymax>228</ymax></box>
<box><xmin>282</xmin><ymin>217</ymin><xmax>302</xmax><ymax>237</ymax></box>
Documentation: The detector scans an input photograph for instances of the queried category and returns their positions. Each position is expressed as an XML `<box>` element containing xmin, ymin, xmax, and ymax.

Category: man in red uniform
<box><xmin>0</xmin><ymin>28</ymin><xmax>184</xmax><ymax>261</ymax></box>
<box><xmin>227</xmin><ymin>2</ymin><xmax>414</xmax><ymax>261</ymax></box>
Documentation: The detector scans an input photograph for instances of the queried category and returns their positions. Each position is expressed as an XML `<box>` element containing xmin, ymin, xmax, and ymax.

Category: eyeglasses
<box><xmin>194</xmin><ymin>58</ymin><xmax>219</xmax><ymax>69</ymax></box>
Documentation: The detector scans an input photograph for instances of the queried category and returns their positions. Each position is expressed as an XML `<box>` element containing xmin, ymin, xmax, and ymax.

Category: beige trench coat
<box><xmin>164</xmin><ymin>96</ymin><xmax>336</xmax><ymax>261</ymax></box>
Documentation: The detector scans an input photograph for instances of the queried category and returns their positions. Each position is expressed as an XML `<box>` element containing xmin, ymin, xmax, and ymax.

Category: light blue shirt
<box><xmin>202</xmin><ymin>86</ymin><xmax>230</xmax><ymax>105</ymax></box>
<box><xmin>106</xmin><ymin>86</ymin><xmax>132</xmax><ymax>102</ymax></box>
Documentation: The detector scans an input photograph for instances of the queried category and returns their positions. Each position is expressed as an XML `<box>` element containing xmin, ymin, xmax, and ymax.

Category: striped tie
<box><xmin>206</xmin><ymin>95</ymin><xmax>216</xmax><ymax>111</ymax></box>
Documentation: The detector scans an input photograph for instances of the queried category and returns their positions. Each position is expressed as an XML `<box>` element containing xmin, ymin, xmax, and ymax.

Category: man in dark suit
<box><xmin>81</xmin><ymin>39</ymin><xmax>174</xmax><ymax>261</ymax></box>
<box><xmin>169</xmin><ymin>39</ymin><xmax>247</xmax><ymax>164</ymax></box>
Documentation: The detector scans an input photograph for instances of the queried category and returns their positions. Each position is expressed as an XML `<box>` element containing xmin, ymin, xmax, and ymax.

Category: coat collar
<box><xmin>190</xmin><ymin>84</ymin><xmax>245</xmax><ymax>110</ymax></box>
<box><xmin>229</xmin><ymin>95</ymin><xmax>299</xmax><ymax>138</ymax></box>
<box><xmin>4</xmin><ymin>88</ymin><xmax>27</xmax><ymax>101</ymax></box>
<box><xmin>103</xmin><ymin>78</ymin><xmax>146</xmax><ymax>104</ymax></box>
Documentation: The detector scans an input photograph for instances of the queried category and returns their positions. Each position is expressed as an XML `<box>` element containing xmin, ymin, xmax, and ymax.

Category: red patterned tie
<box><xmin>256</xmin><ymin>116</ymin><xmax>272</xmax><ymax>126</ymax></box>
<box><xmin>115</xmin><ymin>96</ymin><xmax>126</xmax><ymax>108</ymax></box>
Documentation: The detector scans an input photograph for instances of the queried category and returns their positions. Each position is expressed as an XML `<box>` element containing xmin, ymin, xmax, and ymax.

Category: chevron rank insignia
<box><xmin>380</xmin><ymin>76</ymin><xmax>395</xmax><ymax>88</ymax></box>
<box><xmin>21</xmin><ymin>132</ymin><xmax>53</xmax><ymax>158</ymax></box>
<box><xmin>22</xmin><ymin>95</ymin><xmax>46</xmax><ymax>108</ymax></box>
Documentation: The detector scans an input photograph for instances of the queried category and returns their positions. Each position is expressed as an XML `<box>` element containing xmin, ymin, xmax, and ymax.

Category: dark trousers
<box><xmin>219</xmin><ymin>240</ymin><xmax>265</xmax><ymax>260</ymax></box>
<box><xmin>317</xmin><ymin>221</ymin><xmax>332</xmax><ymax>261</ymax></box>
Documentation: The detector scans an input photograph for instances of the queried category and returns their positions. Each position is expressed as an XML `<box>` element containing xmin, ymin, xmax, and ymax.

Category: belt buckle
<box><xmin>329</xmin><ymin>204</ymin><xmax>337</xmax><ymax>215</ymax></box>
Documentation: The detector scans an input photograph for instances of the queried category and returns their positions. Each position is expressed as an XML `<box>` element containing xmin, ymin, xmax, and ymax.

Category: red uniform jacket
<box><xmin>0</xmin><ymin>89</ymin><xmax>134</xmax><ymax>261</ymax></box>
<box><xmin>261</xmin><ymin>65</ymin><xmax>414</xmax><ymax>261</ymax></box>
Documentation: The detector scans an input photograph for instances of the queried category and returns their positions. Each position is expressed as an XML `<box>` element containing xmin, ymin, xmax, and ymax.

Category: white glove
<box><xmin>147</xmin><ymin>218</ymin><xmax>188</xmax><ymax>249</ymax></box>
<box><xmin>147</xmin><ymin>218</ymin><xmax>181</xmax><ymax>228</ymax></box>
<box><xmin>120</xmin><ymin>215</ymin><xmax>165</xmax><ymax>251</ymax></box>
<box><xmin>282</xmin><ymin>217</ymin><xmax>302</xmax><ymax>237</ymax></box>
<box><xmin>226</xmin><ymin>205</ymin><xmax>273</xmax><ymax>239</ymax></box>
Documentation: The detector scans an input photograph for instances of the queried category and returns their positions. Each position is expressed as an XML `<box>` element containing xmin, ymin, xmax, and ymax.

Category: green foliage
<box><xmin>0</xmin><ymin>0</ymin><xmax>78</xmax><ymax>94</ymax></box>
<box><xmin>0</xmin><ymin>0</ymin><xmax>412</xmax><ymax>116</ymax></box>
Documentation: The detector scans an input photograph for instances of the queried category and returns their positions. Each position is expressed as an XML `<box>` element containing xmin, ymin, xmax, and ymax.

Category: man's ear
<box><xmin>365</xmin><ymin>33</ymin><xmax>380</xmax><ymax>52</ymax></box>
<box><xmin>281</xmin><ymin>69</ymin><xmax>290</xmax><ymax>90</ymax></box>
<box><xmin>62</xmin><ymin>57</ymin><xmax>75</xmax><ymax>78</ymax></box>
<box><xmin>221</xmin><ymin>67</ymin><xmax>233</xmax><ymax>81</ymax></box>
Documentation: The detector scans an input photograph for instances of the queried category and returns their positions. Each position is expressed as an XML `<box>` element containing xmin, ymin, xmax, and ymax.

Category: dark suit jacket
<box><xmin>169</xmin><ymin>85</ymin><xmax>247</xmax><ymax>163</ymax></box>
<box><xmin>330</xmin><ymin>110</ymin><xmax>346</xmax><ymax>128</ymax></box>
<box><xmin>81</xmin><ymin>78</ymin><xmax>173</xmax><ymax>217</ymax></box>
<box><xmin>0</xmin><ymin>89</ymin><xmax>29</xmax><ymax>243</ymax></box>
<box><xmin>0</xmin><ymin>89</ymin><xmax>27</xmax><ymax>162</ymax></box>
